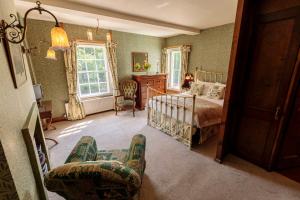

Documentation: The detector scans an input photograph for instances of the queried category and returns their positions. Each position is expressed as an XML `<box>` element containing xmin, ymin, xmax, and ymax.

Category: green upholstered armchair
<box><xmin>44</xmin><ymin>134</ymin><xmax>146</xmax><ymax>200</ymax></box>
<box><xmin>115</xmin><ymin>80</ymin><xmax>138</xmax><ymax>117</ymax></box>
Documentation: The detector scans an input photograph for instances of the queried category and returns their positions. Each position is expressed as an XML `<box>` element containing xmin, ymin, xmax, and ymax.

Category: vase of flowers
<box><xmin>134</xmin><ymin>63</ymin><xmax>142</xmax><ymax>71</ymax></box>
<box><xmin>134</xmin><ymin>60</ymin><xmax>151</xmax><ymax>74</ymax></box>
<box><xmin>143</xmin><ymin>60</ymin><xmax>151</xmax><ymax>75</ymax></box>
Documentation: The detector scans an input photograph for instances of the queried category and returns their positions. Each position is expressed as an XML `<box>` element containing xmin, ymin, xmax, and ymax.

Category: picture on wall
<box><xmin>3</xmin><ymin>39</ymin><xmax>27</xmax><ymax>88</ymax></box>
<box><xmin>132</xmin><ymin>52</ymin><xmax>149</xmax><ymax>72</ymax></box>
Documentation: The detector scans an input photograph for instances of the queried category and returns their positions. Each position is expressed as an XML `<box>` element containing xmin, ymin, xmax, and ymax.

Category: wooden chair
<box><xmin>115</xmin><ymin>80</ymin><xmax>138</xmax><ymax>117</ymax></box>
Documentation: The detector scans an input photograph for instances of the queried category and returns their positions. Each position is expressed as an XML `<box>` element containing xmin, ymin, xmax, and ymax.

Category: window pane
<box><xmin>174</xmin><ymin>52</ymin><xmax>180</xmax><ymax>70</ymax></box>
<box><xmin>85</xmin><ymin>47</ymin><xmax>95</xmax><ymax>59</ymax></box>
<box><xmin>80</xmin><ymin>85</ymin><xmax>90</xmax><ymax>95</ymax></box>
<box><xmin>96</xmin><ymin>60</ymin><xmax>105</xmax><ymax>71</ymax></box>
<box><xmin>77</xmin><ymin>47</ymin><xmax>85</xmax><ymax>59</ymax></box>
<box><xmin>76</xmin><ymin>45</ymin><xmax>111</xmax><ymax>97</ymax></box>
<box><xmin>95</xmin><ymin>48</ymin><xmax>104</xmax><ymax>59</ymax></box>
<box><xmin>78</xmin><ymin>73</ymin><xmax>88</xmax><ymax>84</ymax></box>
<box><xmin>86</xmin><ymin>60</ymin><xmax>96</xmax><ymax>71</ymax></box>
<box><xmin>77</xmin><ymin>60</ymin><xmax>86</xmax><ymax>71</ymax></box>
<box><xmin>88</xmin><ymin>72</ymin><xmax>98</xmax><ymax>83</ymax></box>
<box><xmin>100</xmin><ymin>83</ymin><xmax>108</xmax><ymax>93</ymax></box>
<box><xmin>173</xmin><ymin>70</ymin><xmax>180</xmax><ymax>85</ymax></box>
<box><xmin>98</xmin><ymin>72</ymin><xmax>106</xmax><ymax>82</ymax></box>
<box><xmin>90</xmin><ymin>84</ymin><xmax>99</xmax><ymax>94</ymax></box>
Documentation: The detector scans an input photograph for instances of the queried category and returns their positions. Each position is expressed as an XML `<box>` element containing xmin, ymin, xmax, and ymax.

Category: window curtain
<box><xmin>64</xmin><ymin>42</ymin><xmax>86</xmax><ymax>121</ymax></box>
<box><xmin>106</xmin><ymin>42</ymin><xmax>120</xmax><ymax>96</ymax></box>
<box><xmin>180</xmin><ymin>45</ymin><xmax>191</xmax><ymax>86</ymax></box>
<box><xmin>161</xmin><ymin>48</ymin><xmax>168</xmax><ymax>73</ymax></box>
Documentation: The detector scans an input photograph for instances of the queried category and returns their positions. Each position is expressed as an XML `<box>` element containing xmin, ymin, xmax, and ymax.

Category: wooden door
<box><xmin>232</xmin><ymin>7</ymin><xmax>300</xmax><ymax>169</ymax></box>
<box><xmin>277</xmin><ymin>78</ymin><xmax>300</xmax><ymax>169</ymax></box>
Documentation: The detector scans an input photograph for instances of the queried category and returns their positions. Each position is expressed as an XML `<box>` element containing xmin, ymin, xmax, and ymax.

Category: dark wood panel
<box><xmin>231</xmin><ymin>6</ymin><xmax>300</xmax><ymax>169</ymax></box>
<box><xmin>217</xmin><ymin>0</ymin><xmax>300</xmax><ymax>172</ymax></box>
<box><xmin>133</xmin><ymin>74</ymin><xmax>167</xmax><ymax>110</ymax></box>
<box><xmin>216</xmin><ymin>0</ymin><xmax>256</xmax><ymax>162</ymax></box>
<box><xmin>259</xmin><ymin>0</ymin><xmax>300</xmax><ymax>15</ymax></box>
<box><xmin>277</xmin><ymin>83</ymin><xmax>300</xmax><ymax>169</ymax></box>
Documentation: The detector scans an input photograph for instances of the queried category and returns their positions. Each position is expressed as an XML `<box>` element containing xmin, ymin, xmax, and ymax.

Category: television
<box><xmin>33</xmin><ymin>84</ymin><xmax>43</xmax><ymax>101</ymax></box>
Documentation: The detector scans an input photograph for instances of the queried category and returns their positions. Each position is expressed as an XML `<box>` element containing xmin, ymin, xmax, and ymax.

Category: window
<box><xmin>76</xmin><ymin>44</ymin><xmax>111</xmax><ymax>98</ymax></box>
<box><xmin>167</xmin><ymin>49</ymin><xmax>181</xmax><ymax>90</ymax></box>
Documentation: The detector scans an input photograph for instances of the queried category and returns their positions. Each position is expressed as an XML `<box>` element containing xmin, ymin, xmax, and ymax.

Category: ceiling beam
<box><xmin>17</xmin><ymin>0</ymin><xmax>201</xmax><ymax>35</ymax></box>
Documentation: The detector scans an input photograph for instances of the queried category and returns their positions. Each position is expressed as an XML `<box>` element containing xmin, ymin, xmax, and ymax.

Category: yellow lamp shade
<box><xmin>45</xmin><ymin>48</ymin><xmax>57</xmax><ymax>60</ymax></box>
<box><xmin>51</xmin><ymin>26</ymin><xmax>70</xmax><ymax>50</ymax></box>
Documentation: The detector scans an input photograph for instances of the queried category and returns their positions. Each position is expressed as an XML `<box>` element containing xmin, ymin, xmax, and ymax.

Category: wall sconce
<box><xmin>21</xmin><ymin>46</ymin><xmax>38</xmax><ymax>54</ymax></box>
<box><xmin>87</xmin><ymin>29</ymin><xmax>93</xmax><ymax>41</ymax></box>
<box><xmin>45</xmin><ymin>47</ymin><xmax>56</xmax><ymax>60</ymax></box>
<box><xmin>0</xmin><ymin>1</ymin><xmax>70</xmax><ymax>51</ymax></box>
<box><xmin>21</xmin><ymin>40</ymin><xmax>57</xmax><ymax>60</ymax></box>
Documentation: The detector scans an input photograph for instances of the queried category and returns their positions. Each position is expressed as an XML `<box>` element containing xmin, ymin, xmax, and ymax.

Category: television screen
<box><xmin>33</xmin><ymin>84</ymin><xmax>43</xmax><ymax>100</ymax></box>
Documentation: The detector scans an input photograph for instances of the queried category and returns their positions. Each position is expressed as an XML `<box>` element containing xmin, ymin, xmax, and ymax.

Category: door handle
<box><xmin>274</xmin><ymin>106</ymin><xmax>281</xmax><ymax>120</ymax></box>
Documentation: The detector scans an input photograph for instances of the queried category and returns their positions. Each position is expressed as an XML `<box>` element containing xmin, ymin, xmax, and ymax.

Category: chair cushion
<box><xmin>65</xmin><ymin>136</ymin><xmax>97</xmax><ymax>163</ymax></box>
<box><xmin>126</xmin><ymin>134</ymin><xmax>146</xmax><ymax>176</ymax></box>
<box><xmin>45</xmin><ymin>161</ymin><xmax>142</xmax><ymax>192</ymax></box>
<box><xmin>96</xmin><ymin>149</ymin><xmax>129</xmax><ymax>163</ymax></box>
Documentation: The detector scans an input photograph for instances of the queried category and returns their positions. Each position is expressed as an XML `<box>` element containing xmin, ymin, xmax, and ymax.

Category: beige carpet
<box><xmin>45</xmin><ymin>110</ymin><xmax>300</xmax><ymax>200</ymax></box>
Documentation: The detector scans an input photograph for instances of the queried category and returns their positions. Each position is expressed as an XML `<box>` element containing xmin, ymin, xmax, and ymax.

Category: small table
<box><xmin>38</xmin><ymin>100</ymin><xmax>58</xmax><ymax>145</ymax></box>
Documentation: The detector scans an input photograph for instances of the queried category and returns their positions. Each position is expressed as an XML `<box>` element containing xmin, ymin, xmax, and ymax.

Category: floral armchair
<box><xmin>44</xmin><ymin>134</ymin><xmax>146</xmax><ymax>200</ymax></box>
<box><xmin>115</xmin><ymin>80</ymin><xmax>138</xmax><ymax>117</ymax></box>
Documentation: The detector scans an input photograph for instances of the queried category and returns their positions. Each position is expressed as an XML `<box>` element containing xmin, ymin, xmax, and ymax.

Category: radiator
<box><xmin>65</xmin><ymin>96</ymin><xmax>114</xmax><ymax>116</ymax></box>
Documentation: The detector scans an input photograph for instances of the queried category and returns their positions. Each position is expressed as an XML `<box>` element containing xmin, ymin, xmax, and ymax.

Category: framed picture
<box><xmin>132</xmin><ymin>52</ymin><xmax>148</xmax><ymax>72</ymax></box>
<box><xmin>3</xmin><ymin>39</ymin><xmax>27</xmax><ymax>88</ymax></box>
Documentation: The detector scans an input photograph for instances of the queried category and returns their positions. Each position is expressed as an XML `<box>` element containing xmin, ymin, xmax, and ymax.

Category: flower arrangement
<box><xmin>143</xmin><ymin>60</ymin><xmax>151</xmax><ymax>71</ymax></box>
<box><xmin>134</xmin><ymin>60</ymin><xmax>151</xmax><ymax>72</ymax></box>
<box><xmin>134</xmin><ymin>63</ymin><xmax>142</xmax><ymax>71</ymax></box>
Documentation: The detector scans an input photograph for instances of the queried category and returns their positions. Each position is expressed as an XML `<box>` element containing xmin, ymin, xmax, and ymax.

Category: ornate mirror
<box><xmin>132</xmin><ymin>52</ymin><xmax>148</xmax><ymax>72</ymax></box>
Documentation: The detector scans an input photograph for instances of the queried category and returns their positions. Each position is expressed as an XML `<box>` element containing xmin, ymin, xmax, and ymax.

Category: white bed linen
<box><xmin>147</xmin><ymin>94</ymin><xmax>223</xmax><ymax>128</ymax></box>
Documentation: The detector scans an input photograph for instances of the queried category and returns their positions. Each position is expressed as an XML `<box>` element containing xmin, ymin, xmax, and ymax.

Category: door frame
<box><xmin>215</xmin><ymin>0</ymin><xmax>256</xmax><ymax>163</ymax></box>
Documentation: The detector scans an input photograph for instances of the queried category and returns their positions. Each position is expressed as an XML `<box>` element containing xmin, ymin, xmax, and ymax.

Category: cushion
<box><xmin>197</xmin><ymin>81</ymin><xmax>215</xmax><ymax>96</ymax></box>
<box><xmin>96</xmin><ymin>149</ymin><xmax>129</xmax><ymax>163</ymax></box>
<box><xmin>65</xmin><ymin>136</ymin><xmax>97</xmax><ymax>163</ymax></box>
<box><xmin>190</xmin><ymin>82</ymin><xmax>204</xmax><ymax>96</ymax></box>
<box><xmin>45</xmin><ymin>160</ymin><xmax>142</xmax><ymax>192</ymax></box>
<box><xmin>206</xmin><ymin>83</ymin><xmax>226</xmax><ymax>99</ymax></box>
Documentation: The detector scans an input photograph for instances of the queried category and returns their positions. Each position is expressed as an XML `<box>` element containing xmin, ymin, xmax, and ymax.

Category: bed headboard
<box><xmin>194</xmin><ymin>67</ymin><xmax>225</xmax><ymax>83</ymax></box>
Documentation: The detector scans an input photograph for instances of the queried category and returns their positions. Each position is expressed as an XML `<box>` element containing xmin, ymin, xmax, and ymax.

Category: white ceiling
<box><xmin>15</xmin><ymin>0</ymin><xmax>238</xmax><ymax>37</ymax></box>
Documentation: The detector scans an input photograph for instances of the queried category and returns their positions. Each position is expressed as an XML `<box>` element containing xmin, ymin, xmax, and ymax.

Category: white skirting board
<box><xmin>65</xmin><ymin>96</ymin><xmax>114</xmax><ymax>116</ymax></box>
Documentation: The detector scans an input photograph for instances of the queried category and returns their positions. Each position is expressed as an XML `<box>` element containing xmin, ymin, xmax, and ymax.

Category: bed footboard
<box><xmin>146</xmin><ymin>86</ymin><xmax>196</xmax><ymax>149</ymax></box>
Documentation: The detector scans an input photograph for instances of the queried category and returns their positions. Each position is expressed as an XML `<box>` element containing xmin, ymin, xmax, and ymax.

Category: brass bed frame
<box><xmin>146</xmin><ymin>68</ymin><xmax>224</xmax><ymax>149</ymax></box>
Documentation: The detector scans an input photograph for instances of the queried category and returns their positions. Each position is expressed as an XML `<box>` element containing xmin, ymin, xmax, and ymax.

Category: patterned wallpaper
<box><xmin>0</xmin><ymin>143</ymin><xmax>18</xmax><ymax>200</ymax></box>
<box><xmin>0</xmin><ymin>0</ymin><xmax>40</xmax><ymax>199</ymax></box>
<box><xmin>26</xmin><ymin>19</ymin><xmax>165</xmax><ymax>118</ymax></box>
<box><xmin>166</xmin><ymin>23</ymin><xmax>234</xmax><ymax>81</ymax></box>
<box><xmin>26</xmin><ymin>20</ymin><xmax>233</xmax><ymax>118</ymax></box>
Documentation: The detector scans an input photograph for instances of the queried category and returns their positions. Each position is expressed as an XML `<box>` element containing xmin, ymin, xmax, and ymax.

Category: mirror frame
<box><xmin>132</xmin><ymin>52</ymin><xmax>148</xmax><ymax>72</ymax></box>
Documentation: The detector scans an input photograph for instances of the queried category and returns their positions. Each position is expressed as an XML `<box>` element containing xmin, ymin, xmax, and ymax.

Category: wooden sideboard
<box><xmin>133</xmin><ymin>74</ymin><xmax>167</xmax><ymax>110</ymax></box>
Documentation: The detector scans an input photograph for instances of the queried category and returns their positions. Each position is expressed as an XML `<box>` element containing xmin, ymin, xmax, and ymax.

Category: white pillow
<box><xmin>190</xmin><ymin>82</ymin><xmax>204</xmax><ymax>96</ymax></box>
<box><xmin>206</xmin><ymin>83</ymin><xmax>226</xmax><ymax>99</ymax></box>
<box><xmin>197</xmin><ymin>81</ymin><xmax>214</xmax><ymax>96</ymax></box>
<box><xmin>215</xmin><ymin>82</ymin><xmax>226</xmax><ymax>99</ymax></box>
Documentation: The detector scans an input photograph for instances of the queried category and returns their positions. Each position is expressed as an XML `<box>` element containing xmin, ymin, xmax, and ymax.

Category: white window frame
<box><xmin>167</xmin><ymin>48</ymin><xmax>182</xmax><ymax>90</ymax></box>
<box><xmin>76</xmin><ymin>43</ymin><xmax>112</xmax><ymax>98</ymax></box>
